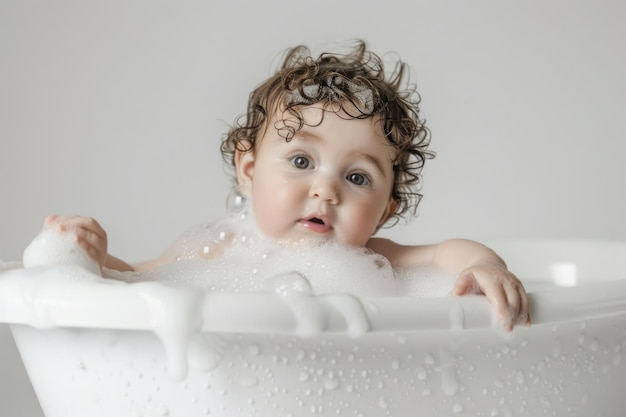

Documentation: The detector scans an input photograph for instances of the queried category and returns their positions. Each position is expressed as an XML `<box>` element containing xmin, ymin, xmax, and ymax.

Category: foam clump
<box><xmin>23</xmin><ymin>226</ymin><xmax>101</xmax><ymax>276</ymax></box>
<box><xmin>105</xmin><ymin>209</ymin><xmax>456</xmax><ymax>298</ymax></box>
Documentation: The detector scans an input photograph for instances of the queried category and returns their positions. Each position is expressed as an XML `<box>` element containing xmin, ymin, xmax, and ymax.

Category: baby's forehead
<box><xmin>274</xmin><ymin>102</ymin><xmax>383</xmax><ymax>131</ymax></box>
<box><xmin>267</xmin><ymin>104</ymin><xmax>394</xmax><ymax>155</ymax></box>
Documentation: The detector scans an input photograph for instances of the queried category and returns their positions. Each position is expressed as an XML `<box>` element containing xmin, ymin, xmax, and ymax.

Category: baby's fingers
<box><xmin>454</xmin><ymin>269</ymin><xmax>531</xmax><ymax>331</ymax></box>
<box><xmin>43</xmin><ymin>215</ymin><xmax>108</xmax><ymax>266</ymax></box>
<box><xmin>43</xmin><ymin>215</ymin><xmax>59</xmax><ymax>227</ymax></box>
<box><xmin>516</xmin><ymin>283</ymin><xmax>531</xmax><ymax>327</ymax></box>
<box><xmin>496</xmin><ymin>279</ymin><xmax>531</xmax><ymax>331</ymax></box>
<box><xmin>73</xmin><ymin>223</ymin><xmax>108</xmax><ymax>266</ymax></box>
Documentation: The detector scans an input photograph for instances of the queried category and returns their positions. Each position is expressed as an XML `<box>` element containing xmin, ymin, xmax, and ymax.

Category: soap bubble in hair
<box><xmin>226</xmin><ymin>186</ymin><xmax>248</xmax><ymax>215</ymax></box>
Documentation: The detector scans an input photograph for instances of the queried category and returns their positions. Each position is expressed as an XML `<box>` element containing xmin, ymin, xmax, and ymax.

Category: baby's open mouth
<box><xmin>299</xmin><ymin>216</ymin><xmax>331</xmax><ymax>233</ymax></box>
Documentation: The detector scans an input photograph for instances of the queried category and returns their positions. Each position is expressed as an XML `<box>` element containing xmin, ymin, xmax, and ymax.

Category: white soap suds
<box><xmin>23</xmin><ymin>226</ymin><xmax>100</xmax><ymax>275</ymax></box>
<box><xmin>104</xmin><ymin>212</ymin><xmax>456</xmax><ymax>298</ymax></box>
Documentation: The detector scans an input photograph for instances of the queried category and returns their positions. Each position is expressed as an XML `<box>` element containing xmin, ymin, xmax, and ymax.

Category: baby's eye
<box><xmin>347</xmin><ymin>173</ymin><xmax>369</xmax><ymax>186</ymax></box>
<box><xmin>291</xmin><ymin>155</ymin><xmax>312</xmax><ymax>169</ymax></box>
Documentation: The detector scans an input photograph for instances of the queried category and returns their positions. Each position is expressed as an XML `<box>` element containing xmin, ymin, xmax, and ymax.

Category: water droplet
<box><xmin>378</xmin><ymin>396</ymin><xmax>389</xmax><ymax>409</ymax></box>
<box><xmin>453</xmin><ymin>403</ymin><xmax>463</xmax><ymax>413</ymax></box>
<box><xmin>239</xmin><ymin>377</ymin><xmax>258</xmax><ymax>387</ymax></box>
<box><xmin>591</xmin><ymin>339</ymin><xmax>600</xmax><ymax>352</ymax></box>
<box><xmin>324</xmin><ymin>376</ymin><xmax>339</xmax><ymax>391</ymax></box>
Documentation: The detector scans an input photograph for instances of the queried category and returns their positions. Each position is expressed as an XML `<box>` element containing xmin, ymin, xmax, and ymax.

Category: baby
<box><xmin>42</xmin><ymin>41</ymin><xmax>530</xmax><ymax>330</ymax></box>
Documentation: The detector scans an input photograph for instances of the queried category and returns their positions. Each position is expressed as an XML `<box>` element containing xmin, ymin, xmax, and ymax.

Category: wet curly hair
<box><xmin>221</xmin><ymin>40</ymin><xmax>434</xmax><ymax>222</ymax></box>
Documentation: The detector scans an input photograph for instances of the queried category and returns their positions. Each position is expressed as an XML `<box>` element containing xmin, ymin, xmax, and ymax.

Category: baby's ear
<box><xmin>374</xmin><ymin>198</ymin><xmax>398</xmax><ymax>233</ymax></box>
<box><xmin>235</xmin><ymin>140</ymin><xmax>255</xmax><ymax>196</ymax></box>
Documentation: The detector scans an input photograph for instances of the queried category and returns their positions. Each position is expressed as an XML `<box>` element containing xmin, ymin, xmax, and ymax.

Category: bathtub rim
<box><xmin>1</xmin><ymin>238</ymin><xmax>626</xmax><ymax>335</ymax></box>
<box><xmin>1</xmin><ymin>274</ymin><xmax>625</xmax><ymax>335</ymax></box>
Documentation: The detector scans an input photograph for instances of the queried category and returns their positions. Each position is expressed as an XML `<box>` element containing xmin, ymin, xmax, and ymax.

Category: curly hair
<box><xmin>220</xmin><ymin>40</ymin><xmax>434</xmax><ymax>222</ymax></box>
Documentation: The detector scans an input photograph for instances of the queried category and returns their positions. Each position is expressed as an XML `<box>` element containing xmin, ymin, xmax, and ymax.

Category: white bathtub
<box><xmin>1</xmin><ymin>239</ymin><xmax>626</xmax><ymax>417</ymax></box>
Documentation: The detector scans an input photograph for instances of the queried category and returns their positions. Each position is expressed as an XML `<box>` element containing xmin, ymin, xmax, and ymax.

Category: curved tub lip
<box><xmin>1</xmin><ymin>270</ymin><xmax>626</xmax><ymax>334</ymax></box>
<box><xmin>1</xmin><ymin>238</ymin><xmax>626</xmax><ymax>334</ymax></box>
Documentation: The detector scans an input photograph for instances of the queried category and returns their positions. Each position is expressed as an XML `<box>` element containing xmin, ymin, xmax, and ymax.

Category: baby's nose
<box><xmin>309</xmin><ymin>176</ymin><xmax>340</xmax><ymax>204</ymax></box>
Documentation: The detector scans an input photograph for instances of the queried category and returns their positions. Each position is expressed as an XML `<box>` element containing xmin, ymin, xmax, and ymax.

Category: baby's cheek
<box><xmin>250</xmin><ymin>196</ymin><xmax>284</xmax><ymax>238</ymax></box>
<box><xmin>344</xmin><ymin>206</ymin><xmax>382</xmax><ymax>245</ymax></box>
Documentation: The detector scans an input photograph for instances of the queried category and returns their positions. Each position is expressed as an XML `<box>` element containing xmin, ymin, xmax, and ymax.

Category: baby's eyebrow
<box><xmin>356</xmin><ymin>152</ymin><xmax>389</xmax><ymax>177</ymax></box>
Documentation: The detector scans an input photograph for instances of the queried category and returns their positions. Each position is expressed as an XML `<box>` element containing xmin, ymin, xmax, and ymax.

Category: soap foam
<box><xmin>104</xmin><ymin>211</ymin><xmax>455</xmax><ymax>298</ymax></box>
<box><xmin>23</xmin><ymin>226</ymin><xmax>100</xmax><ymax>275</ymax></box>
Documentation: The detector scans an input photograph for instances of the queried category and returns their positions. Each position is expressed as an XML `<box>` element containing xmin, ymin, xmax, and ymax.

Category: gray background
<box><xmin>2</xmin><ymin>1</ymin><xmax>625</xmax><ymax>415</ymax></box>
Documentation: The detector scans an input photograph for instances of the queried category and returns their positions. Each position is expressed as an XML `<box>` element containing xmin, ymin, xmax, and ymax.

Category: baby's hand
<box><xmin>453</xmin><ymin>263</ymin><xmax>530</xmax><ymax>331</ymax></box>
<box><xmin>43</xmin><ymin>215</ymin><xmax>109</xmax><ymax>268</ymax></box>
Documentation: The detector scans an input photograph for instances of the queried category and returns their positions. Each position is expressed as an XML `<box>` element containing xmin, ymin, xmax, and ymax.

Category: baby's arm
<box><xmin>42</xmin><ymin>215</ymin><xmax>171</xmax><ymax>273</ymax></box>
<box><xmin>367</xmin><ymin>237</ymin><xmax>530</xmax><ymax>331</ymax></box>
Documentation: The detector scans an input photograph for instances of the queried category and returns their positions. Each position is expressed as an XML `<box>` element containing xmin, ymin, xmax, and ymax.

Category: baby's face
<box><xmin>236</xmin><ymin>104</ymin><xmax>397</xmax><ymax>247</ymax></box>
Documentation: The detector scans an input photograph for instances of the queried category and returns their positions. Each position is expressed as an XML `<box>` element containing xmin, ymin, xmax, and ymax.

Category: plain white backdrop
<box><xmin>1</xmin><ymin>1</ymin><xmax>625</xmax><ymax>416</ymax></box>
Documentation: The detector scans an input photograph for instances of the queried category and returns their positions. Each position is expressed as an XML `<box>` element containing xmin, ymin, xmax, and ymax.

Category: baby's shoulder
<box><xmin>366</xmin><ymin>237</ymin><xmax>434</xmax><ymax>269</ymax></box>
